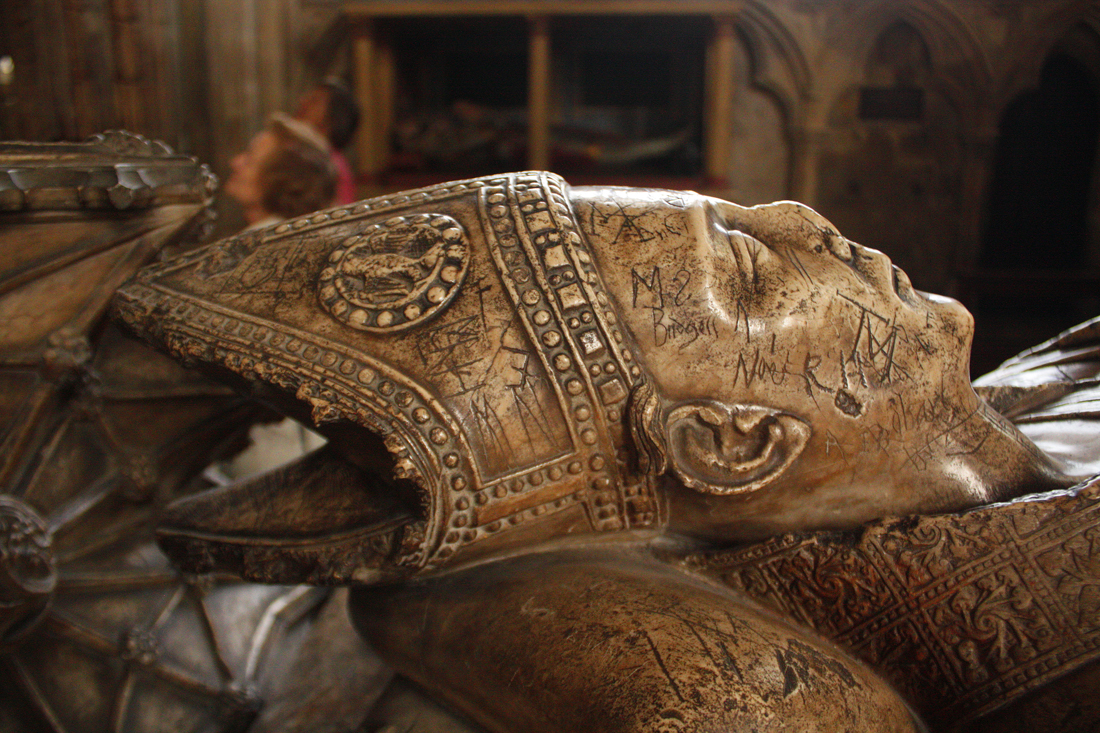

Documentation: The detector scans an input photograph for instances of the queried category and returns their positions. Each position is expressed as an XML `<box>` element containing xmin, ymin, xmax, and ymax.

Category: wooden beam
<box><xmin>528</xmin><ymin>16</ymin><xmax>551</xmax><ymax>171</ymax></box>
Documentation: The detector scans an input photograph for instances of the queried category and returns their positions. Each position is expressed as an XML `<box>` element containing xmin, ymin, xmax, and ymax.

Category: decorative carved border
<box><xmin>475</xmin><ymin>172</ymin><xmax>663</xmax><ymax>534</ymax></box>
<box><xmin>687</xmin><ymin>477</ymin><xmax>1100</xmax><ymax>727</ymax></box>
<box><xmin>115</xmin><ymin>177</ymin><xmax>496</xmax><ymax>572</ymax></box>
<box><xmin>0</xmin><ymin>131</ymin><xmax>215</xmax><ymax>213</ymax></box>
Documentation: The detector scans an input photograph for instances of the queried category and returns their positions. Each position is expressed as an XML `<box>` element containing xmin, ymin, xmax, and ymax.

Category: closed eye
<box><xmin>726</xmin><ymin>227</ymin><xmax>772</xmax><ymax>290</ymax></box>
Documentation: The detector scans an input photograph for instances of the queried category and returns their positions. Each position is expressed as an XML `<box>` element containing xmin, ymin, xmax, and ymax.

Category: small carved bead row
<box><xmin>270</xmin><ymin>179</ymin><xmax>488</xmax><ymax>238</ymax></box>
<box><xmin>528</xmin><ymin>179</ymin><xmax>661</xmax><ymax>529</ymax></box>
<box><xmin>526</xmin><ymin>174</ymin><xmax>654</xmax><ymax>527</ymax></box>
<box><xmin>138</xmin><ymin>287</ymin><xmax>476</xmax><ymax>568</ymax></box>
<box><xmin>482</xmin><ymin>177</ymin><xmax>615</xmax><ymax>528</ymax></box>
<box><xmin>482</xmin><ymin>174</ymin><xmax>633</xmax><ymax>532</ymax></box>
<box><xmin>533</xmin><ymin>175</ymin><xmax>658</xmax><ymax>528</ymax></box>
<box><xmin>442</xmin><ymin>476</ymin><xmax>587</xmax><ymax>557</ymax></box>
<box><xmin>451</xmin><ymin>454</ymin><xmax>614</xmax><ymax>526</ymax></box>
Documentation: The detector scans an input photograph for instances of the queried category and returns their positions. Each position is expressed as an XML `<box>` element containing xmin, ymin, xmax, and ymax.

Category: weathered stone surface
<box><xmin>108</xmin><ymin>171</ymin><xmax>1100</xmax><ymax>730</ymax></box>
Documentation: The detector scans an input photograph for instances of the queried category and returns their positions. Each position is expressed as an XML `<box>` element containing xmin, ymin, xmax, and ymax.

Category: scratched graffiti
<box><xmin>416</xmin><ymin>314</ymin><xmax>483</xmax><ymax>396</ymax></box>
<box><xmin>618</xmin><ymin>250</ymin><xmax>997</xmax><ymax>473</ymax></box>
<box><xmin>838</xmin><ymin>293</ymin><xmax>912</xmax><ymax>388</ymax></box>
<box><xmin>586</xmin><ymin>199</ymin><xmax>661</xmax><ymax>245</ymax></box>
<box><xmin>629</xmin><ymin>265</ymin><xmax>730</xmax><ymax>349</ymax></box>
<box><xmin>579</xmin><ymin>191</ymin><xmax>694</xmax><ymax>247</ymax></box>
<box><xmin>416</xmin><ymin>308</ymin><xmax>570</xmax><ymax>479</ymax></box>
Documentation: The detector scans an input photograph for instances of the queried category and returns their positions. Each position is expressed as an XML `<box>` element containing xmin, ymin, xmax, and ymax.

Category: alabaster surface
<box><xmin>105</xmin><ymin>171</ymin><xmax>1100</xmax><ymax>732</ymax></box>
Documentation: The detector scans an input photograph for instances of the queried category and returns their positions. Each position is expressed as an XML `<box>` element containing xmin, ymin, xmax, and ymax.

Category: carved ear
<box><xmin>664</xmin><ymin>402</ymin><xmax>810</xmax><ymax>495</ymax></box>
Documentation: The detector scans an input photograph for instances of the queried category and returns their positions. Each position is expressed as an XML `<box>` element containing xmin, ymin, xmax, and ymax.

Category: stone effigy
<box><xmin>109</xmin><ymin>171</ymin><xmax>1100</xmax><ymax>732</ymax></box>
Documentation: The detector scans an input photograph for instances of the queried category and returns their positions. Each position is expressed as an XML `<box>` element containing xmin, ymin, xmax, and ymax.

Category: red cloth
<box><xmin>331</xmin><ymin>149</ymin><xmax>356</xmax><ymax>205</ymax></box>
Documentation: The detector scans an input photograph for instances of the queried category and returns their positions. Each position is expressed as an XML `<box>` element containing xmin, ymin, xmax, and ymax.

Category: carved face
<box><xmin>573</xmin><ymin>187</ymin><xmax>1060</xmax><ymax>540</ymax></box>
<box><xmin>225</xmin><ymin>129</ymin><xmax>279</xmax><ymax>221</ymax></box>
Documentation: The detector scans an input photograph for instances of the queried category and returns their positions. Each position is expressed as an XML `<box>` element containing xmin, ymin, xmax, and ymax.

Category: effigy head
<box><xmin>113</xmin><ymin>172</ymin><xmax>1067</xmax><ymax>583</ymax></box>
<box><xmin>570</xmin><ymin>186</ymin><xmax>1067</xmax><ymax>541</ymax></box>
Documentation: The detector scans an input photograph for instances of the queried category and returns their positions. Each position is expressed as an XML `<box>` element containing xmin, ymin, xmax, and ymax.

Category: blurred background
<box><xmin>3</xmin><ymin>0</ymin><xmax>1100</xmax><ymax>374</ymax></box>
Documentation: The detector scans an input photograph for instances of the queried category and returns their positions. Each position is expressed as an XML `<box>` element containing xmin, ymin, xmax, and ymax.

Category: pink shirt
<box><xmin>332</xmin><ymin>149</ymin><xmax>356</xmax><ymax>205</ymax></box>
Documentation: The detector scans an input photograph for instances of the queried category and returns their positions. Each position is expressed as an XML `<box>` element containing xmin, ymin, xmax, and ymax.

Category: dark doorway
<box><xmin>982</xmin><ymin>53</ymin><xmax>1099</xmax><ymax>269</ymax></box>
<box><xmin>969</xmin><ymin>45</ymin><xmax>1100</xmax><ymax>375</ymax></box>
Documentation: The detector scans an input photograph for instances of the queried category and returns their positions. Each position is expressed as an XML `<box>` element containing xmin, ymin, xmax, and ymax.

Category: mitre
<box><xmin>115</xmin><ymin>172</ymin><xmax>663</xmax><ymax>584</ymax></box>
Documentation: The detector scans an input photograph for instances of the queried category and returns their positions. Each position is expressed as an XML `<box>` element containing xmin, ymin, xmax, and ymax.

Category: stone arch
<box><xmin>984</xmin><ymin>19</ymin><xmax>1100</xmax><ymax>270</ymax></box>
<box><xmin>996</xmin><ymin>3</ymin><xmax>1100</xmax><ymax>113</ymax></box>
<box><xmin>830</xmin><ymin>0</ymin><xmax>991</xmax><ymax>124</ymax></box>
<box><xmin>863</xmin><ymin>20</ymin><xmax>932</xmax><ymax>82</ymax></box>
<box><xmin>982</xmin><ymin>45</ymin><xmax>1100</xmax><ymax>269</ymax></box>
<box><xmin>967</xmin><ymin>14</ymin><xmax>1100</xmax><ymax>373</ymax></box>
<box><xmin>738</xmin><ymin>1</ymin><xmax>812</xmax><ymax>120</ymax></box>
<box><xmin>713</xmin><ymin>2</ymin><xmax>812</xmax><ymax>203</ymax></box>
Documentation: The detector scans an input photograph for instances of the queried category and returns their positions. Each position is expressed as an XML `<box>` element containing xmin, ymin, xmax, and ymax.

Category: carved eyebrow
<box><xmin>719</xmin><ymin>224</ymin><xmax>777</xmax><ymax>294</ymax></box>
<box><xmin>728</xmin><ymin>229</ymin><xmax>764</xmax><ymax>282</ymax></box>
<box><xmin>825</xmin><ymin>233</ymin><xmax>853</xmax><ymax>261</ymax></box>
<box><xmin>707</xmin><ymin>199</ymin><xmax>754</xmax><ymax>232</ymax></box>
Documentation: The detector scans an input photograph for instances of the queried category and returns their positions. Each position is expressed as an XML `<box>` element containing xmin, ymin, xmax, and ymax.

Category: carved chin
<box><xmin>665</xmin><ymin>403</ymin><xmax>811</xmax><ymax>495</ymax></box>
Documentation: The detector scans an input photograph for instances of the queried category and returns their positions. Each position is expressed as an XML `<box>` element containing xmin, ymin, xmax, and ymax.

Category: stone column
<box><xmin>789</xmin><ymin>121</ymin><xmax>828</xmax><ymax>208</ymax></box>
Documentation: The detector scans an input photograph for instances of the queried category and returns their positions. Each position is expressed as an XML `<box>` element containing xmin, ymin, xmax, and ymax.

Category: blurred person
<box><xmin>295</xmin><ymin>77</ymin><xmax>361</xmax><ymax>205</ymax></box>
<box><xmin>225</xmin><ymin>112</ymin><xmax>337</xmax><ymax>230</ymax></box>
<box><xmin>218</xmin><ymin>113</ymin><xmax>335</xmax><ymax>479</ymax></box>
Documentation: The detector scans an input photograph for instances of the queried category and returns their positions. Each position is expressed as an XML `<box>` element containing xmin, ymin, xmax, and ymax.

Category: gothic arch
<box><xmin>829</xmin><ymin>0</ymin><xmax>991</xmax><ymax>125</ymax></box>
<box><xmin>996</xmin><ymin>3</ymin><xmax>1100</xmax><ymax>112</ymax></box>
<box><xmin>811</xmin><ymin>2</ymin><xmax>978</xmax><ymax>296</ymax></box>
<box><xmin>862</xmin><ymin>20</ymin><xmax>933</xmax><ymax>85</ymax></box>
<box><xmin>737</xmin><ymin>1</ymin><xmax>812</xmax><ymax>124</ymax></box>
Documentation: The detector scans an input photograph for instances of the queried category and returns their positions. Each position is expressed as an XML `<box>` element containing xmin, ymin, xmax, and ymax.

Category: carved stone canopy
<box><xmin>0</xmin><ymin>130</ymin><xmax>216</xmax><ymax>213</ymax></box>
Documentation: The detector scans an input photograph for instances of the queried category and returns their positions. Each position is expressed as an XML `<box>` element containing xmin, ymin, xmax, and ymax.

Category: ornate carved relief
<box><xmin>319</xmin><ymin>213</ymin><xmax>470</xmax><ymax>332</ymax></box>
<box><xmin>116</xmin><ymin>173</ymin><xmax>664</xmax><ymax>580</ymax></box>
<box><xmin>0</xmin><ymin>131</ymin><xmax>216</xmax><ymax>214</ymax></box>
<box><xmin>0</xmin><ymin>497</ymin><xmax>55</xmax><ymax>647</ymax></box>
<box><xmin>688</xmin><ymin>476</ymin><xmax>1100</xmax><ymax>728</ymax></box>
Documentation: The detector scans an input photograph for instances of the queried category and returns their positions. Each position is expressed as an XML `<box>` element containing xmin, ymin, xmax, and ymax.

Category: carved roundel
<box><xmin>318</xmin><ymin>213</ymin><xmax>469</xmax><ymax>332</ymax></box>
